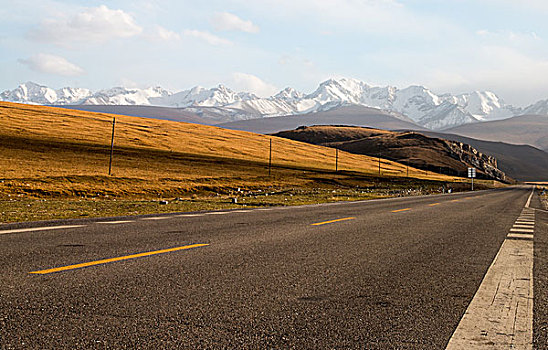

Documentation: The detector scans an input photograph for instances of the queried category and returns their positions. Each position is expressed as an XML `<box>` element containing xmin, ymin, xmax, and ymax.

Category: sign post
<box><xmin>468</xmin><ymin>167</ymin><xmax>476</xmax><ymax>191</ymax></box>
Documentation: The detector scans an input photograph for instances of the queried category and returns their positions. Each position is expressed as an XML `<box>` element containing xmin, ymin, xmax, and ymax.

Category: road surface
<box><xmin>1</xmin><ymin>186</ymin><xmax>546</xmax><ymax>349</ymax></box>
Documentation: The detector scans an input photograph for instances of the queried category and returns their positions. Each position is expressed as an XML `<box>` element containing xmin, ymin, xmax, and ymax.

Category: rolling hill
<box><xmin>445</xmin><ymin>114</ymin><xmax>548</xmax><ymax>151</ymax></box>
<box><xmin>273</xmin><ymin>126</ymin><xmax>507</xmax><ymax>181</ymax></box>
<box><xmin>420</xmin><ymin>131</ymin><xmax>548</xmax><ymax>182</ymax></box>
<box><xmin>0</xmin><ymin>102</ymin><xmax>460</xmax><ymax>201</ymax></box>
<box><xmin>217</xmin><ymin>105</ymin><xmax>426</xmax><ymax>134</ymax></box>
<box><xmin>53</xmin><ymin>105</ymin><xmax>214</xmax><ymax>125</ymax></box>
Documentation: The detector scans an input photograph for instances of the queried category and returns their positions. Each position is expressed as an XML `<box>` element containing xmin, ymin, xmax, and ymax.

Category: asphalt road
<box><xmin>0</xmin><ymin>186</ymin><xmax>545</xmax><ymax>349</ymax></box>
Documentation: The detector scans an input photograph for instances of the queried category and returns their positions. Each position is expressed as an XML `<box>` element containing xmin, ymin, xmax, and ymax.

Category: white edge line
<box><xmin>97</xmin><ymin>221</ymin><xmax>134</xmax><ymax>224</ymax></box>
<box><xmin>0</xmin><ymin>225</ymin><xmax>86</xmax><ymax>235</ymax></box>
<box><xmin>507</xmin><ymin>233</ymin><xmax>534</xmax><ymax>239</ymax></box>
<box><xmin>525</xmin><ymin>186</ymin><xmax>535</xmax><ymax>208</ymax></box>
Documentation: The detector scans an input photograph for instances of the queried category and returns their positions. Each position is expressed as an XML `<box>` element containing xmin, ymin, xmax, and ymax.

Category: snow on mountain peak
<box><xmin>274</xmin><ymin>87</ymin><xmax>304</xmax><ymax>101</ymax></box>
<box><xmin>0</xmin><ymin>81</ymin><xmax>92</xmax><ymax>105</ymax></box>
<box><xmin>522</xmin><ymin>99</ymin><xmax>548</xmax><ymax>115</ymax></box>
<box><xmin>0</xmin><ymin>78</ymin><xmax>541</xmax><ymax>130</ymax></box>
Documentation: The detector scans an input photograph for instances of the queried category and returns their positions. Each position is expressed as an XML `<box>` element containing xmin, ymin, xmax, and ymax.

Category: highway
<box><xmin>0</xmin><ymin>186</ymin><xmax>546</xmax><ymax>348</ymax></box>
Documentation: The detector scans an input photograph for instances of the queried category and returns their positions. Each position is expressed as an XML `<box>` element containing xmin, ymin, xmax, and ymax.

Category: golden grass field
<box><xmin>0</xmin><ymin>102</ymin><xmax>493</xmax><ymax>222</ymax></box>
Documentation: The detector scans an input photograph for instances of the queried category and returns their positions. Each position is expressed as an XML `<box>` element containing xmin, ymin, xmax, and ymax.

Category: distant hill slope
<box><xmin>0</xmin><ymin>102</ymin><xmax>459</xmax><ymax>198</ymax></box>
<box><xmin>445</xmin><ymin>115</ymin><xmax>548</xmax><ymax>151</ymax></box>
<box><xmin>419</xmin><ymin>131</ymin><xmax>548</xmax><ymax>182</ymax></box>
<box><xmin>53</xmin><ymin>105</ymin><xmax>214</xmax><ymax>125</ymax></box>
<box><xmin>217</xmin><ymin>105</ymin><xmax>426</xmax><ymax>134</ymax></box>
<box><xmin>273</xmin><ymin>125</ymin><xmax>506</xmax><ymax>181</ymax></box>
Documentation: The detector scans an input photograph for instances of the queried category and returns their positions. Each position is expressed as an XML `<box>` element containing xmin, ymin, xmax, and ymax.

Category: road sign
<box><xmin>467</xmin><ymin>167</ymin><xmax>476</xmax><ymax>178</ymax></box>
<box><xmin>468</xmin><ymin>167</ymin><xmax>476</xmax><ymax>191</ymax></box>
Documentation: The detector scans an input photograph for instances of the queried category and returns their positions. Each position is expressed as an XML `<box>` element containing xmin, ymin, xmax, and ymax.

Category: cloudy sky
<box><xmin>1</xmin><ymin>0</ymin><xmax>548</xmax><ymax>105</ymax></box>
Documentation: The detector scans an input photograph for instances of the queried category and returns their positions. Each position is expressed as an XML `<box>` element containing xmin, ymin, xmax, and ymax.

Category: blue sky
<box><xmin>1</xmin><ymin>0</ymin><xmax>548</xmax><ymax>105</ymax></box>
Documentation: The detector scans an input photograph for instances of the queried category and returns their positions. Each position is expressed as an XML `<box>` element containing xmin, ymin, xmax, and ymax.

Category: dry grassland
<box><xmin>0</xmin><ymin>102</ymin><xmax>490</xmax><ymax>222</ymax></box>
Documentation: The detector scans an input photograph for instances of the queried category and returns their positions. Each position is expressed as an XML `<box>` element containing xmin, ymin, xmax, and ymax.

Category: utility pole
<box><xmin>378</xmin><ymin>153</ymin><xmax>381</xmax><ymax>175</ymax></box>
<box><xmin>335</xmin><ymin>148</ymin><xmax>339</xmax><ymax>172</ymax></box>
<box><xmin>268</xmin><ymin>138</ymin><xmax>272</xmax><ymax>176</ymax></box>
<box><xmin>108</xmin><ymin>117</ymin><xmax>116</xmax><ymax>176</ymax></box>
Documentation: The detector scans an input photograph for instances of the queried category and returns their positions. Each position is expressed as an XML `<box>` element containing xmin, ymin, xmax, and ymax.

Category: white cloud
<box><xmin>145</xmin><ymin>26</ymin><xmax>181</xmax><ymax>41</ymax></box>
<box><xmin>212</xmin><ymin>12</ymin><xmax>259</xmax><ymax>33</ymax></box>
<box><xmin>235</xmin><ymin>0</ymin><xmax>455</xmax><ymax>39</ymax></box>
<box><xmin>476</xmin><ymin>29</ymin><xmax>541</xmax><ymax>43</ymax></box>
<box><xmin>183</xmin><ymin>30</ymin><xmax>232</xmax><ymax>46</ymax></box>
<box><xmin>230</xmin><ymin>72</ymin><xmax>278</xmax><ymax>97</ymax></box>
<box><xmin>480</xmin><ymin>0</ymin><xmax>548</xmax><ymax>11</ymax></box>
<box><xmin>29</xmin><ymin>5</ymin><xmax>142</xmax><ymax>45</ymax></box>
<box><xmin>419</xmin><ymin>45</ymin><xmax>548</xmax><ymax>106</ymax></box>
<box><xmin>18</xmin><ymin>53</ymin><xmax>85</xmax><ymax>76</ymax></box>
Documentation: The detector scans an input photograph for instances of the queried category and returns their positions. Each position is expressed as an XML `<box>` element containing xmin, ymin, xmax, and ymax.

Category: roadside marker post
<box><xmin>468</xmin><ymin>167</ymin><xmax>476</xmax><ymax>190</ymax></box>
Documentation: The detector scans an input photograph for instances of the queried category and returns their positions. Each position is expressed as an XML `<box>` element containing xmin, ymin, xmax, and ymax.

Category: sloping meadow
<box><xmin>0</xmin><ymin>102</ymin><xmax>466</xmax><ymax>201</ymax></box>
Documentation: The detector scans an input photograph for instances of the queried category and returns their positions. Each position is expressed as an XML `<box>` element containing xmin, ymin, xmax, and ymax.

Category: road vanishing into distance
<box><xmin>1</xmin><ymin>186</ymin><xmax>547</xmax><ymax>349</ymax></box>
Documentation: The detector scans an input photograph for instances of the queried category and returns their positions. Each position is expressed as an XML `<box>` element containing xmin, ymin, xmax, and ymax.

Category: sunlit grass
<box><xmin>0</xmin><ymin>102</ymin><xmax>498</xmax><ymax>223</ymax></box>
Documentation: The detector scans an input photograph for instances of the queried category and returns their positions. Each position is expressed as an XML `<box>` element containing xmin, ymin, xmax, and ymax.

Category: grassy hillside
<box><xmin>0</xmin><ymin>102</ymin><xmax>483</xmax><ymax>222</ymax></box>
<box><xmin>273</xmin><ymin>125</ymin><xmax>508</xmax><ymax>180</ymax></box>
<box><xmin>422</xmin><ymin>131</ymin><xmax>548</xmax><ymax>182</ymax></box>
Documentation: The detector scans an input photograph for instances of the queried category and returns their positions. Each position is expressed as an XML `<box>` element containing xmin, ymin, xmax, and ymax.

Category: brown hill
<box><xmin>445</xmin><ymin>114</ymin><xmax>548</xmax><ymax>151</ymax></box>
<box><xmin>54</xmin><ymin>105</ymin><xmax>214</xmax><ymax>124</ymax></box>
<box><xmin>218</xmin><ymin>105</ymin><xmax>425</xmax><ymax>134</ymax></box>
<box><xmin>273</xmin><ymin>125</ymin><xmax>508</xmax><ymax>181</ymax></box>
<box><xmin>419</xmin><ymin>131</ymin><xmax>548</xmax><ymax>182</ymax></box>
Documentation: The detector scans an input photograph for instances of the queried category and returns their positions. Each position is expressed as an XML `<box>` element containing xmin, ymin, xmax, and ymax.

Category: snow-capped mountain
<box><xmin>417</xmin><ymin>102</ymin><xmax>479</xmax><ymax>130</ymax></box>
<box><xmin>444</xmin><ymin>91</ymin><xmax>517</xmax><ymax>121</ymax></box>
<box><xmin>150</xmin><ymin>85</ymin><xmax>255</xmax><ymax>108</ymax></box>
<box><xmin>0</xmin><ymin>82</ymin><xmax>92</xmax><ymax>105</ymax></box>
<box><xmin>522</xmin><ymin>99</ymin><xmax>548</xmax><ymax>115</ymax></box>
<box><xmin>0</xmin><ymin>78</ymin><xmax>542</xmax><ymax>130</ymax></box>
<box><xmin>82</xmin><ymin>86</ymin><xmax>171</xmax><ymax>105</ymax></box>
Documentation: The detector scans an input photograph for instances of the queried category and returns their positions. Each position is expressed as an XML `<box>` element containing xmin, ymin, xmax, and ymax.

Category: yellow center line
<box><xmin>29</xmin><ymin>243</ymin><xmax>209</xmax><ymax>275</ymax></box>
<box><xmin>391</xmin><ymin>208</ymin><xmax>411</xmax><ymax>213</ymax></box>
<box><xmin>451</xmin><ymin>199</ymin><xmax>460</xmax><ymax>202</ymax></box>
<box><xmin>429</xmin><ymin>203</ymin><xmax>441</xmax><ymax>207</ymax></box>
<box><xmin>311</xmin><ymin>217</ymin><xmax>355</xmax><ymax>226</ymax></box>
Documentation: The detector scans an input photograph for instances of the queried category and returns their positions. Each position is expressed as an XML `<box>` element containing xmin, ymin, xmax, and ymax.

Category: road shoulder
<box><xmin>534</xmin><ymin>192</ymin><xmax>548</xmax><ymax>348</ymax></box>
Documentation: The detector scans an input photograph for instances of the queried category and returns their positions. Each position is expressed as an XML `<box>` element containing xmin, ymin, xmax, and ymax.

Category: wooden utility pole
<box><xmin>108</xmin><ymin>117</ymin><xmax>116</xmax><ymax>176</ymax></box>
<box><xmin>378</xmin><ymin>153</ymin><xmax>381</xmax><ymax>175</ymax></box>
<box><xmin>268</xmin><ymin>138</ymin><xmax>272</xmax><ymax>176</ymax></box>
<box><xmin>335</xmin><ymin>148</ymin><xmax>339</xmax><ymax>172</ymax></box>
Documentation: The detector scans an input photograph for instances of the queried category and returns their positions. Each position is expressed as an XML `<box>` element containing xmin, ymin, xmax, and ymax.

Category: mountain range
<box><xmin>1</xmin><ymin>79</ymin><xmax>548</xmax><ymax>130</ymax></box>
